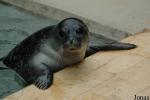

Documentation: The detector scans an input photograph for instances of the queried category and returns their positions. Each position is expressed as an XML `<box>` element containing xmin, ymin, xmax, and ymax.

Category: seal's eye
<box><xmin>59</xmin><ymin>30</ymin><xmax>66</xmax><ymax>37</ymax></box>
<box><xmin>76</xmin><ymin>27</ymin><xmax>83</xmax><ymax>34</ymax></box>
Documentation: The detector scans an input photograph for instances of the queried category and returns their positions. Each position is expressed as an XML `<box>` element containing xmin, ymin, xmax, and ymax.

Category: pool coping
<box><xmin>1</xmin><ymin>0</ymin><xmax>131</xmax><ymax>40</ymax></box>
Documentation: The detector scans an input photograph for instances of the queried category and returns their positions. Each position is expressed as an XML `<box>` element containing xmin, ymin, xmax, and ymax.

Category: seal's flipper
<box><xmin>85</xmin><ymin>42</ymin><xmax>136</xmax><ymax>57</ymax></box>
<box><xmin>34</xmin><ymin>70</ymin><xmax>53</xmax><ymax>90</ymax></box>
<box><xmin>86</xmin><ymin>34</ymin><xmax>137</xmax><ymax>57</ymax></box>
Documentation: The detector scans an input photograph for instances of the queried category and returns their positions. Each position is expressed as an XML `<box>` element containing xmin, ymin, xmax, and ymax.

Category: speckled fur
<box><xmin>2</xmin><ymin>18</ymin><xmax>137</xmax><ymax>89</ymax></box>
<box><xmin>3</xmin><ymin>18</ymin><xmax>89</xmax><ymax>89</ymax></box>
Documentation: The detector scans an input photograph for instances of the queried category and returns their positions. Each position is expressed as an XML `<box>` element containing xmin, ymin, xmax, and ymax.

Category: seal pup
<box><xmin>1</xmin><ymin>18</ymin><xmax>137</xmax><ymax>89</ymax></box>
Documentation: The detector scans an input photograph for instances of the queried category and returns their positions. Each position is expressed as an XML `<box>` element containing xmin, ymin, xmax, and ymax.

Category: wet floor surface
<box><xmin>0</xmin><ymin>3</ymin><xmax>58</xmax><ymax>98</ymax></box>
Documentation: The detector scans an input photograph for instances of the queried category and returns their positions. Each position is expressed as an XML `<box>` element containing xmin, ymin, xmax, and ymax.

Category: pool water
<box><xmin>0</xmin><ymin>2</ymin><xmax>124</xmax><ymax>98</ymax></box>
<box><xmin>0</xmin><ymin>2</ymin><xmax>58</xmax><ymax>98</ymax></box>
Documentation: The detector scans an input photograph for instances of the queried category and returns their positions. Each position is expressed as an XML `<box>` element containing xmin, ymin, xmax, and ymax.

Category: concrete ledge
<box><xmin>4</xmin><ymin>30</ymin><xmax>150</xmax><ymax>100</ymax></box>
<box><xmin>1</xmin><ymin>0</ymin><xmax>130</xmax><ymax>40</ymax></box>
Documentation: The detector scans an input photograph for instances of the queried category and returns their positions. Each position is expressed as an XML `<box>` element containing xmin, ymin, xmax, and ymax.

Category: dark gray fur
<box><xmin>1</xmin><ymin>18</ymin><xmax>137</xmax><ymax>89</ymax></box>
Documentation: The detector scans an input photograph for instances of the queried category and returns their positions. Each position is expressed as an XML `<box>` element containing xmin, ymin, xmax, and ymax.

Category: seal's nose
<box><xmin>68</xmin><ymin>38</ymin><xmax>81</xmax><ymax>48</ymax></box>
<box><xmin>70</xmin><ymin>39</ymin><xmax>75</xmax><ymax>45</ymax></box>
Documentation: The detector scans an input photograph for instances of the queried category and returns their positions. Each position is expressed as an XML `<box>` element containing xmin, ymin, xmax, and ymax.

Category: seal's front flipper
<box><xmin>34</xmin><ymin>69</ymin><xmax>53</xmax><ymax>90</ymax></box>
<box><xmin>85</xmin><ymin>42</ymin><xmax>137</xmax><ymax>57</ymax></box>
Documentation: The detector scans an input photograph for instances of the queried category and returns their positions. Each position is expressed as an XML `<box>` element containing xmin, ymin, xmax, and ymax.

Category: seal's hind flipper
<box><xmin>85</xmin><ymin>33</ymin><xmax>137</xmax><ymax>57</ymax></box>
<box><xmin>92</xmin><ymin>42</ymin><xmax>137</xmax><ymax>50</ymax></box>
<box><xmin>85</xmin><ymin>42</ymin><xmax>137</xmax><ymax>57</ymax></box>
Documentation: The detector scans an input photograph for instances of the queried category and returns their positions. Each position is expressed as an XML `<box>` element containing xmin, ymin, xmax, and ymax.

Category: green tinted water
<box><xmin>0</xmin><ymin>3</ymin><xmax>58</xmax><ymax>98</ymax></box>
<box><xmin>0</xmin><ymin>2</ymin><xmax>121</xmax><ymax>99</ymax></box>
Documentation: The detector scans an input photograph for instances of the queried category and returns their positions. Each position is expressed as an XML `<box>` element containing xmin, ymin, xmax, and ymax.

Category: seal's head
<box><xmin>55</xmin><ymin>18</ymin><xmax>89</xmax><ymax>52</ymax></box>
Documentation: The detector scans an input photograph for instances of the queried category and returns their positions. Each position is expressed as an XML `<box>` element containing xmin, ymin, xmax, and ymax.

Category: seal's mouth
<box><xmin>64</xmin><ymin>46</ymin><xmax>82</xmax><ymax>52</ymax></box>
<box><xmin>68</xmin><ymin>48</ymin><xmax>82</xmax><ymax>53</ymax></box>
<box><xmin>63</xmin><ymin>39</ymin><xmax>83</xmax><ymax>52</ymax></box>
<box><xmin>69</xmin><ymin>47</ymin><xmax>80</xmax><ymax>51</ymax></box>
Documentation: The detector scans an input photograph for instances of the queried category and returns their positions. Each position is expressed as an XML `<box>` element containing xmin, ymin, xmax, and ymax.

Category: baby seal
<box><xmin>1</xmin><ymin>18</ymin><xmax>136</xmax><ymax>89</ymax></box>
